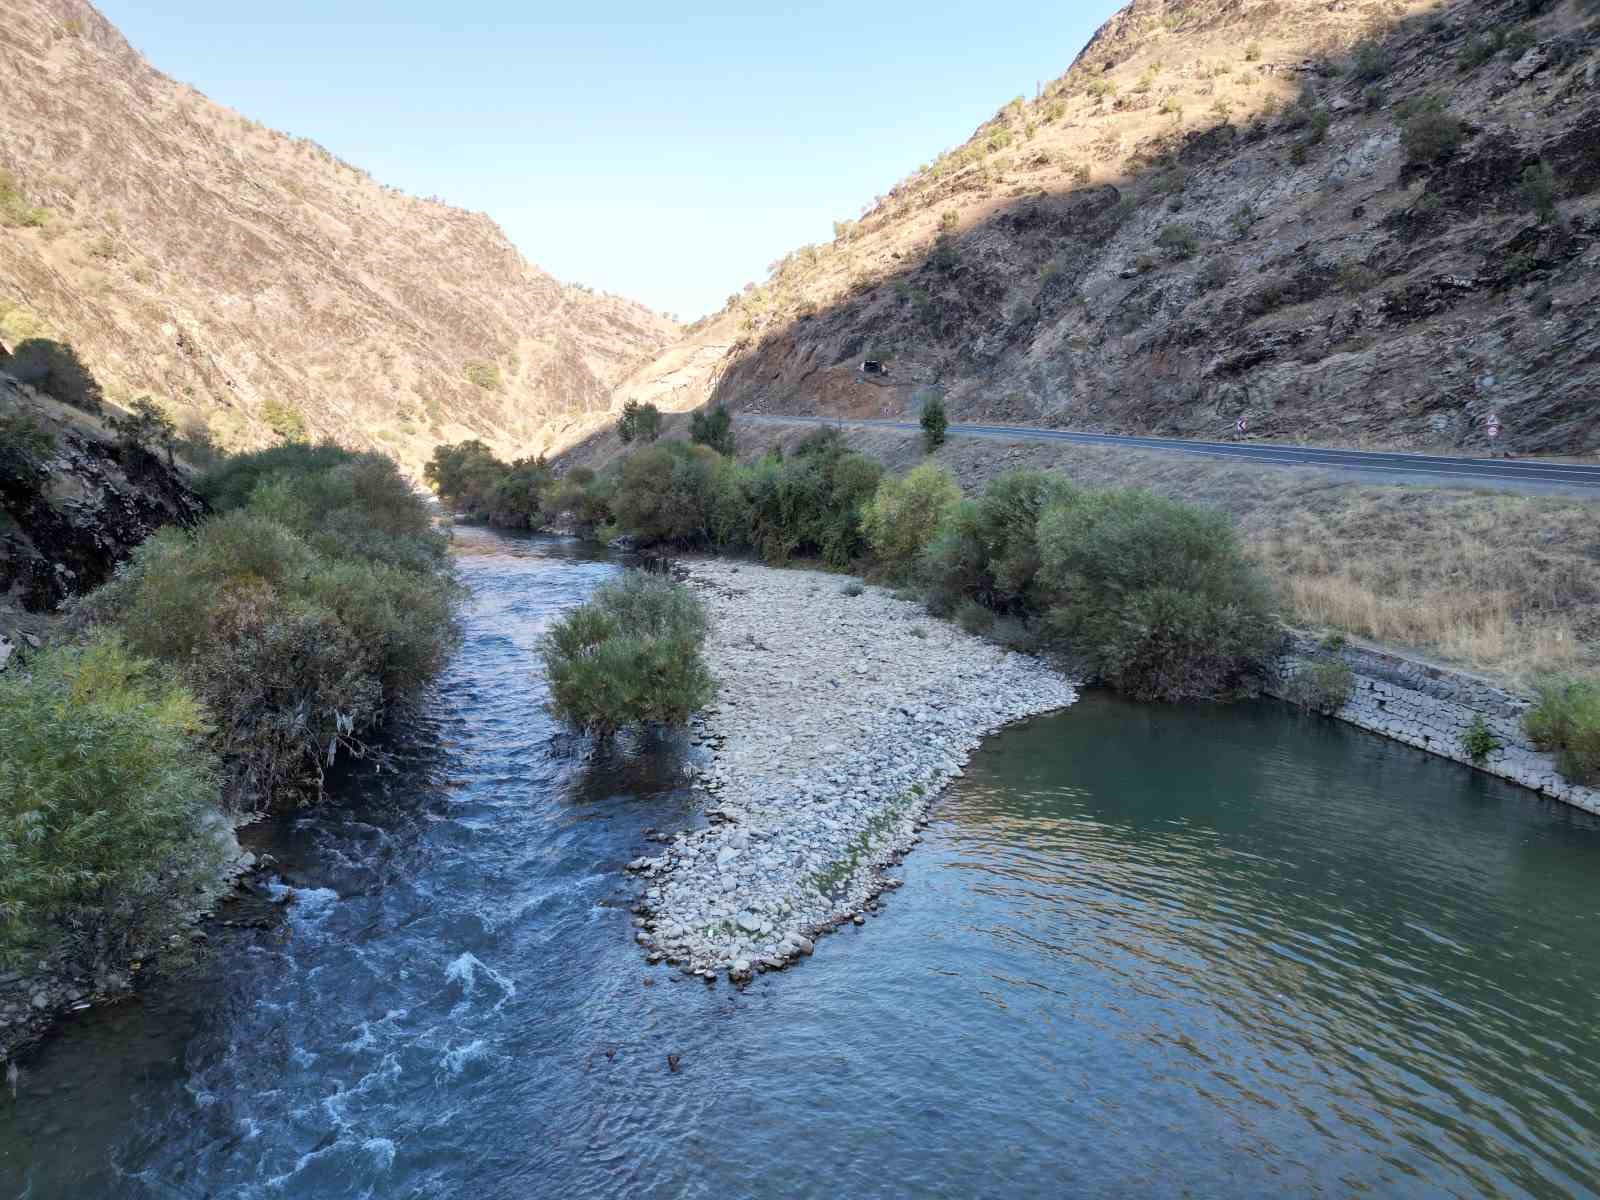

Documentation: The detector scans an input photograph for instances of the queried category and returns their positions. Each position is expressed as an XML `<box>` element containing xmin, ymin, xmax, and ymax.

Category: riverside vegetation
<box><xmin>1</xmin><ymin>443</ymin><xmax>458</xmax><ymax>1013</ymax></box>
<box><xmin>430</xmin><ymin>416</ymin><xmax>1282</xmax><ymax>707</ymax></box>
<box><xmin>435</xmin><ymin>416</ymin><xmax>1600</xmax><ymax>787</ymax></box>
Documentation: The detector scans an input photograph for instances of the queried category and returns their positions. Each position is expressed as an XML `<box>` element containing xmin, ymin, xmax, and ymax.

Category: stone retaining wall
<box><xmin>1268</xmin><ymin>633</ymin><xmax>1600</xmax><ymax>814</ymax></box>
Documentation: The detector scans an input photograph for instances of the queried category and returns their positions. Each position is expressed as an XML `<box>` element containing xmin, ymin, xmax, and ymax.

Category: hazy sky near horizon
<box><xmin>98</xmin><ymin>1</ymin><xmax>1121</xmax><ymax>319</ymax></box>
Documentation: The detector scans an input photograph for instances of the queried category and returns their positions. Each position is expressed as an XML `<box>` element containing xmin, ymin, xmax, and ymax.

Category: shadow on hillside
<box><xmin>0</xmin><ymin>338</ymin><xmax>105</xmax><ymax>414</ymax></box>
<box><xmin>560</xmin><ymin>0</ymin><xmax>1598</xmax><ymax>460</ymax></box>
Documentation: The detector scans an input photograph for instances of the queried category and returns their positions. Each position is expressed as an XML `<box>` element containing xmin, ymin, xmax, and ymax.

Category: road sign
<box><xmin>1236</xmin><ymin>415</ymin><xmax>1248</xmax><ymax>435</ymax></box>
<box><xmin>1486</xmin><ymin>412</ymin><xmax>1501</xmax><ymax>440</ymax></box>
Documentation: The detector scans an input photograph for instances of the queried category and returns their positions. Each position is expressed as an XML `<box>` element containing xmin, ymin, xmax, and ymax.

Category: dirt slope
<box><xmin>615</xmin><ymin>0</ymin><xmax>1600</xmax><ymax>456</ymax></box>
<box><xmin>0</xmin><ymin>0</ymin><xmax>679</xmax><ymax>473</ymax></box>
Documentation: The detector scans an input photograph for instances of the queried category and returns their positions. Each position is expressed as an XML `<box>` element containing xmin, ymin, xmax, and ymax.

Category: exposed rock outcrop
<box><xmin>616</xmin><ymin>0</ymin><xmax>1600</xmax><ymax>456</ymax></box>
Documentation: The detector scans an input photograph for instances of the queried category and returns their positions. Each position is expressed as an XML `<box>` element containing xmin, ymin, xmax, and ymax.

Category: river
<box><xmin>5</xmin><ymin>527</ymin><xmax>1599</xmax><ymax>1198</ymax></box>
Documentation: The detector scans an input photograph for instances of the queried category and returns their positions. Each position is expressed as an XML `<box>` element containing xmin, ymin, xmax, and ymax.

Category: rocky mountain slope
<box><xmin>0</xmin><ymin>0</ymin><xmax>678</xmax><ymax>473</ymax></box>
<box><xmin>614</xmin><ymin>0</ymin><xmax>1600</xmax><ymax>455</ymax></box>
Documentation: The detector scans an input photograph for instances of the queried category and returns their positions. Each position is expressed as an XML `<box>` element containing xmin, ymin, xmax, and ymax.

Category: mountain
<box><xmin>0</xmin><ymin>0</ymin><xmax>678</xmax><ymax>472</ymax></box>
<box><xmin>613</xmin><ymin>0</ymin><xmax>1600</xmax><ymax>455</ymax></box>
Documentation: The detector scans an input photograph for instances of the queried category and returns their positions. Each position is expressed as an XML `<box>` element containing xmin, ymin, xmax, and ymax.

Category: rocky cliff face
<box><xmin>0</xmin><ymin>0</ymin><xmax>679</xmax><ymax>473</ymax></box>
<box><xmin>0</xmin><ymin>374</ymin><xmax>203</xmax><ymax>633</ymax></box>
<box><xmin>618</xmin><ymin>0</ymin><xmax>1600</xmax><ymax>455</ymax></box>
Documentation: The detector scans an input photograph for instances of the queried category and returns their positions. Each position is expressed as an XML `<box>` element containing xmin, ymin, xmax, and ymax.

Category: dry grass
<box><xmin>693</xmin><ymin>422</ymin><xmax>1599</xmax><ymax>686</ymax></box>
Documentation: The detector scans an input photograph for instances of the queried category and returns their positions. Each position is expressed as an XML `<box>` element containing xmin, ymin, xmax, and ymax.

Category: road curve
<box><xmin>741</xmin><ymin>415</ymin><xmax>1600</xmax><ymax>496</ymax></box>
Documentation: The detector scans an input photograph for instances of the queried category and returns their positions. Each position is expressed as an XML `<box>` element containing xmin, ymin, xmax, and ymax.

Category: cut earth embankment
<box><xmin>625</xmin><ymin>558</ymin><xmax>1077</xmax><ymax>981</ymax></box>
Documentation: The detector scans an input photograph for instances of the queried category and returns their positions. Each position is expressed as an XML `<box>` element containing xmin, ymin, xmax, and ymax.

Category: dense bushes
<box><xmin>1524</xmin><ymin>677</ymin><xmax>1600</xmax><ymax>784</ymax></box>
<box><xmin>1035</xmin><ymin>489</ymin><xmax>1280</xmax><ymax>700</ymax></box>
<box><xmin>920</xmin><ymin>471</ymin><xmax>1079</xmax><ymax>616</ymax></box>
<box><xmin>0</xmin><ymin>637</ymin><xmax>233</xmax><ymax>964</ymax></box>
<box><xmin>863</xmin><ymin>462</ymin><xmax>961</xmax><ymax>579</ymax></box>
<box><xmin>539</xmin><ymin>572</ymin><xmax>714</xmax><ymax>735</ymax></box>
<box><xmin>740</xmin><ymin>430</ymin><xmax>882</xmax><ymax>566</ymax></box>
<box><xmin>90</xmin><ymin>444</ymin><xmax>459</xmax><ymax>806</ymax></box>
<box><xmin>427</xmin><ymin>432</ymin><xmax>1280</xmax><ymax>703</ymax></box>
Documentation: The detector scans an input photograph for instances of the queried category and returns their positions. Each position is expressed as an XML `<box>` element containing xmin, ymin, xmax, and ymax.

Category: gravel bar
<box><xmin>625</xmin><ymin>559</ymin><xmax>1078</xmax><ymax>982</ymax></box>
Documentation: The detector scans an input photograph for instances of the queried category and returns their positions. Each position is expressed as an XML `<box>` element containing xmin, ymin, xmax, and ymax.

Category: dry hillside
<box><xmin>0</xmin><ymin>0</ymin><xmax>678</xmax><ymax>474</ymax></box>
<box><xmin>613</xmin><ymin>0</ymin><xmax>1600</xmax><ymax>456</ymax></box>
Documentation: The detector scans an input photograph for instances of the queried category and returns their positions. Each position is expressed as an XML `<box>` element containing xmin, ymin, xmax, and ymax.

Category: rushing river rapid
<box><xmin>5</xmin><ymin>527</ymin><xmax>1600</xmax><ymax>1198</ymax></box>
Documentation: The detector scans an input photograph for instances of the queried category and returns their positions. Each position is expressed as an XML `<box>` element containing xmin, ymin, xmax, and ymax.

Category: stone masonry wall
<box><xmin>1267</xmin><ymin>633</ymin><xmax>1600</xmax><ymax>815</ymax></box>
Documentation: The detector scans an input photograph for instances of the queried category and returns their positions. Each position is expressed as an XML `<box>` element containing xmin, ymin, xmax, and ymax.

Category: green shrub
<box><xmin>483</xmin><ymin>456</ymin><xmax>554</xmax><ymax>529</ymax></box>
<box><xmin>1400</xmin><ymin>102</ymin><xmax>1465</xmax><ymax>165</ymax></box>
<box><xmin>6</xmin><ymin>339</ymin><xmax>102</xmax><ymax>412</ymax></box>
<box><xmin>538</xmin><ymin>572</ymin><xmax>714</xmax><ymax>735</ymax></box>
<box><xmin>260</xmin><ymin>398</ymin><xmax>308</xmax><ymax>442</ymax></box>
<box><xmin>739</xmin><ymin>430</ymin><xmax>881</xmax><ymax>566</ymax></box>
<box><xmin>1244</xmin><ymin>41</ymin><xmax>1262</xmax><ymax>62</ymax></box>
<box><xmin>954</xmin><ymin>598</ymin><xmax>995</xmax><ymax>635</ymax></box>
<box><xmin>1350</xmin><ymin>39</ymin><xmax>1393</xmax><ymax>80</ymax></box>
<box><xmin>464</xmin><ymin>361</ymin><xmax>501</xmax><ymax>391</ymax></box>
<box><xmin>1285</xmin><ymin>657</ymin><xmax>1353</xmax><ymax>714</ymax></box>
<box><xmin>1156</xmin><ymin>223</ymin><xmax>1200</xmax><ymax>260</ymax></box>
<box><xmin>612</xmin><ymin>442</ymin><xmax>723</xmax><ymax>546</ymax></box>
<box><xmin>920</xmin><ymin>395</ymin><xmax>948</xmax><ymax>451</ymax></box>
<box><xmin>617</xmin><ymin>399</ymin><xmax>663</xmax><ymax>444</ymax></box>
<box><xmin>0</xmin><ymin>409</ymin><xmax>55</xmax><ymax>484</ymax></box>
<box><xmin>0</xmin><ymin>169</ymin><xmax>49</xmax><ymax>228</ymax></box>
<box><xmin>1462</xmin><ymin>713</ymin><xmax>1499</xmax><ymax>764</ymax></box>
<box><xmin>840</xmin><ymin>580</ymin><xmax>865</xmax><ymax>597</ymax></box>
<box><xmin>107</xmin><ymin>397</ymin><xmax>176</xmax><ymax>463</ymax></box>
<box><xmin>0</xmin><ymin>637</ymin><xmax>232</xmax><ymax>965</ymax></box>
<box><xmin>1523</xmin><ymin>677</ymin><xmax>1600</xmax><ymax>784</ymax></box>
<box><xmin>920</xmin><ymin>471</ymin><xmax>1080</xmax><ymax>618</ymax></box>
<box><xmin>1458</xmin><ymin>30</ymin><xmax>1504</xmax><ymax>70</ymax></box>
<box><xmin>690</xmin><ymin>403</ymin><xmax>736</xmax><ymax>456</ymax></box>
<box><xmin>1520</xmin><ymin>161</ymin><xmax>1558</xmax><ymax>223</ymax></box>
<box><xmin>89</xmin><ymin>448</ymin><xmax>459</xmax><ymax>807</ymax></box>
<box><xmin>203</xmin><ymin>441</ymin><xmax>354</xmax><ymax>512</ymax></box>
<box><xmin>1036</xmin><ymin>489</ymin><xmax>1281</xmax><ymax>701</ymax></box>
<box><xmin>863</xmin><ymin>462</ymin><xmax>962</xmax><ymax>580</ymax></box>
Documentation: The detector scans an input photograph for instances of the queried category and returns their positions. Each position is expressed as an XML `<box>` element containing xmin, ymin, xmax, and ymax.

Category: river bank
<box><xmin>626</xmin><ymin>558</ymin><xmax>1077</xmax><ymax>980</ymax></box>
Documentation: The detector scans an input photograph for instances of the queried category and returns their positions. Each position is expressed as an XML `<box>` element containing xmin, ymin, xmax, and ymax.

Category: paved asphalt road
<box><xmin>742</xmin><ymin>415</ymin><xmax>1600</xmax><ymax>496</ymax></box>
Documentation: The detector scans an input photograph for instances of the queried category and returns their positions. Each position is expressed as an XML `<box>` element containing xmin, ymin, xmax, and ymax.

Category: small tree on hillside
<box><xmin>920</xmin><ymin>395</ymin><xmax>948</xmax><ymax>452</ymax></box>
<box><xmin>108</xmin><ymin>396</ymin><xmax>177</xmax><ymax>466</ymax></box>
<box><xmin>689</xmin><ymin>403</ymin><xmax>735</xmax><ymax>457</ymax></box>
<box><xmin>617</xmin><ymin>399</ymin><xmax>663</xmax><ymax>444</ymax></box>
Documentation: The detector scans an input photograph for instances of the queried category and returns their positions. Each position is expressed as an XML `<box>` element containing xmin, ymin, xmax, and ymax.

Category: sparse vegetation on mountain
<box><xmin>604</xmin><ymin>0</ymin><xmax>1599</xmax><ymax>461</ymax></box>
<box><xmin>1399</xmin><ymin>98</ymin><xmax>1465</xmax><ymax>164</ymax></box>
<box><xmin>617</xmin><ymin>399</ymin><xmax>664</xmax><ymax>444</ymax></box>
<box><xmin>0</xmin><ymin>168</ymin><xmax>49</xmax><ymax>228</ymax></box>
<box><xmin>0</xmin><ymin>0</ymin><xmax>677</xmax><ymax>471</ymax></box>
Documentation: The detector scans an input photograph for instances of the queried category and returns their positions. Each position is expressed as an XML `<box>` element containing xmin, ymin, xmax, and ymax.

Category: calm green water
<box><xmin>4</xmin><ymin>528</ymin><xmax>1599</xmax><ymax>1197</ymax></box>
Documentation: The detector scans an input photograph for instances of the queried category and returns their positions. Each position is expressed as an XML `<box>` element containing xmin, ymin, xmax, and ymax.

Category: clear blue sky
<box><xmin>99</xmin><ymin>0</ymin><xmax>1120</xmax><ymax>319</ymax></box>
